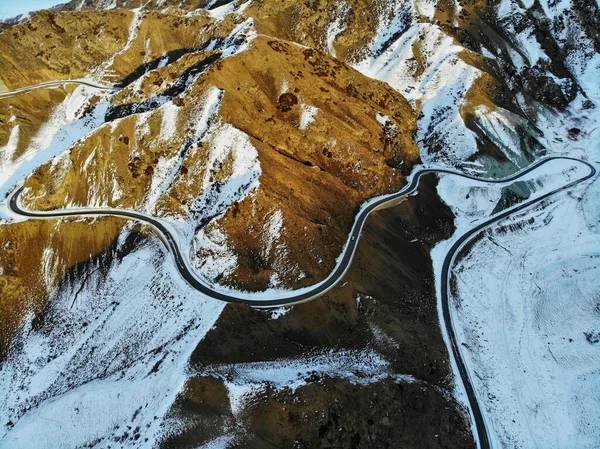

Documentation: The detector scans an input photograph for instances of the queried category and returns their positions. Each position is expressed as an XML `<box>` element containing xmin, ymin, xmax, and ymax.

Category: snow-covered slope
<box><xmin>345</xmin><ymin>0</ymin><xmax>600</xmax><ymax>446</ymax></box>
<box><xmin>0</xmin><ymin>233</ymin><xmax>225</xmax><ymax>449</ymax></box>
<box><xmin>0</xmin><ymin>0</ymin><xmax>599</xmax><ymax>447</ymax></box>
<box><xmin>430</xmin><ymin>98</ymin><xmax>600</xmax><ymax>448</ymax></box>
<box><xmin>441</xmin><ymin>168</ymin><xmax>599</xmax><ymax>448</ymax></box>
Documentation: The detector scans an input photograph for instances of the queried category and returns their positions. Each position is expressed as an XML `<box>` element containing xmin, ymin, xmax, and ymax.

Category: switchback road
<box><xmin>2</xmin><ymin>80</ymin><xmax>596</xmax><ymax>449</ymax></box>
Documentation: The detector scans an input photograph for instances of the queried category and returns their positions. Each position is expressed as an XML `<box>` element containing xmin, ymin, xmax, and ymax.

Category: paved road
<box><xmin>2</xmin><ymin>81</ymin><xmax>596</xmax><ymax>449</ymax></box>
<box><xmin>0</xmin><ymin>80</ymin><xmax>117</xmax><ymax>99</ymax></box>
<box><xmin>438</xmin><ymin>158</ymin><xmax>596</xmax><ymax>449</ymax></box>
<box><xmin>7</xmin><ymin>157</ymin><xmax>595</xmax><ymax>449</ymax></box>
<box><xmin>9</xmin><ymin>157</ymin><xmax>592</xmax><ymax>308</ymax></box>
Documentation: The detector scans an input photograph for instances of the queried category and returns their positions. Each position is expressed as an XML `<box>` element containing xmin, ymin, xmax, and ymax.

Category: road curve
<box><xmin>7</xmin><ymin>157</ymin><xmax>595</xmax><ymax>449</ymax></box>
<box><xmin>439</xmin><ymin>158</ymin><xmax>596</xmax><ymax>449</ymax></box>
<box><xmin>0</xmin><ymin>79</ymin><xmax>117</xmax><ymax>99</ymax></box>
<box><xmin>2</xmin><ymin>81</ymin><xmax>596</xmax><ymax>449</ymax></box>
<box><xmin>8</xmin><ymin>157</ymin><xmax>594</xmax><ymax>308</ymax></box>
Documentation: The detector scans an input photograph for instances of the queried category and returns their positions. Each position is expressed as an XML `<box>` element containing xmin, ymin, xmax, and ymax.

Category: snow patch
<box><xmin>160</xmin><ymin>102</ymin><xmax>181</xmax><ymax>141</ymax></box>
<box><xmin>325</xmin><ymin>4</ymin><xmax>349</xmax><ymax>58</ymax></box>
<box><xmin>0</xmin><ymin>124</ymin><xmax>20</xmax><ymax>167</ymax></box>
<box><xmin>270</xmin><ymin>306</ymin><xmax>291</xmax><ymax>320</ymax></box>
<box><xmin>193</xmin><ymin>224</ymin><xmax>238</xmax><ymax>281</ymax></box>
<box><xmin>198</xmin><ymin>349</ymin><xmax>413</xmax><ymax>416</ymax></box>
<box><xmin>299</xmin><ymin>104</ymin><xmax>319</xmax><ymax>130</ymax></box>
<box><xmin>262</xmin><ymin>209</ymin><xmax>283</xmax><ymax>258</ymax></box>
<box><xmin>207</xmin><ymin>0</ymin><xmax>251</xmax><ymax>20</ymax></box>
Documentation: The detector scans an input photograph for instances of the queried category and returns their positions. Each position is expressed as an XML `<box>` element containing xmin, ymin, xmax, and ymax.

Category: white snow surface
<box><xmin>299</xmin><ymin>103</ymin><xmax>319</xmax><ymax>130</ymax></box>
<box><xmin>198</xmin><ymin>349</ymin><xmax>415</xmax><ymax>416</ymax></box>
<box><xmin>261</xmin><ymin>209</ymin><xmax>284</xmax><ymax>258</ymax></box>
<box><xmin>269</xmin><ymin>306</ymin><xmax>291</xmax><ymax>320</ymax></box>
<box><xmin>0</xmin><ymin>236</ymin><xmax>225</xmax><ymax>449</ymax></box>
<box><xmin>432</xmin><ymin>153</ymin><xmax>599</xmax><ymax>448</ymax></box>
<box><xmin>159</xmin><ymin>101</ymin><xmax>180</xmax><ymax>141</ymax></box>
<box><xmin>197</xmin><ymin>435</ymin><xmax>236</xmax><ymax>449</ymax></box>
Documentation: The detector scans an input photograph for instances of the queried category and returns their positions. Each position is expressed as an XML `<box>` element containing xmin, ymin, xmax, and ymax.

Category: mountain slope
<box><xmin>0</xmin><ymin>0</ymin><xmax>598</xmax><ymax>447</ymax></box>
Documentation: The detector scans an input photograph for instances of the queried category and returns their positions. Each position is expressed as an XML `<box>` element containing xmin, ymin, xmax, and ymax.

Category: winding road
<box><xmin>0</xmin><ymin>79</ymin><xmax>117</xmax><ymax>98</ymax></box>
<box><xmin>2</xmin><ymin>80</ymin><xmax>597</xmax><ymax>449</ymax></box>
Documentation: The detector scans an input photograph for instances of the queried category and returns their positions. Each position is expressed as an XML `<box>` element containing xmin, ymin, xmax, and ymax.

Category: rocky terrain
<box><xmin>0</xmin><ymin>0</ymin><xmax>598</xmax><ymax>448</ymax></box>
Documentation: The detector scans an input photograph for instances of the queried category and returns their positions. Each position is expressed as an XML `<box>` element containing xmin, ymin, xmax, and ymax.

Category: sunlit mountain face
<box><xmin>0</xmin><ymin>1</ymin><xmax>598</xmax><ymax>448</ymax></box>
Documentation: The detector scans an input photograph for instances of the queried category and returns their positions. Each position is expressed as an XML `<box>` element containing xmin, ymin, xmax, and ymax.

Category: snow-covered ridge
<box><xmin>0</xmin><ymin>237</ymin><xmax>225</xmax><ymax>449</ymax></box>
<box><xmin>353</xmin><ymin>22</ymin><xmax>481</xmax><ymax>166</ymax></box>
<box><xmin>198</xmin><ymin>349</ymin><xmax>414</xmax><ymax>416</ymax></box>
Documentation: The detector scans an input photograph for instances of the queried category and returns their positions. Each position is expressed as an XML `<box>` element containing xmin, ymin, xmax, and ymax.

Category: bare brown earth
<box><xmin>160</xmin><ymin>176</ymin><xmax>475</xmax><ymax>448</ymax></box>
<box><xmin>193</xmin><ymin>36</ymin><xmax>419</xmax><ymax>290</ymax></box>
<box><xmin>0</xmin><ymin>0</ymin><xmax>522</xmax><ymax>336</ymax></box>
<box><xmin>0</xmin><ymin>8</ymin><xmax>237</xmax><ymax>154</ymax></box>
<box><xmin>0</xmin><ymin>10</ymin><xmax>133</xmax><ymax>88</ymax></box>
<box><xmin>21</xmin><ymin>33</ymin><xmax>419</xmax><ymax>291</ymax></box>
<box><xmin>241</xmin><ymin>0</ymin><xmax>582</xmax><ymax>163</ymax></box>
